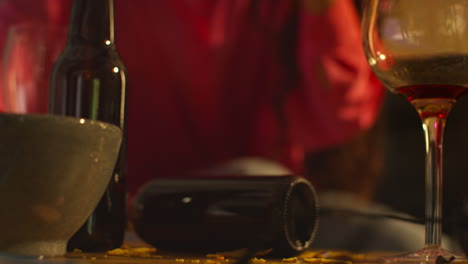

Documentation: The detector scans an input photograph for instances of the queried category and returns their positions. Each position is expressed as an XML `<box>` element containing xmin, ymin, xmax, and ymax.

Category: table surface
<box><xmin>0</xmin><ymin>233</ymin><xmax>414</xmax><ymax>264</ymax></box>
<box><xmin>0</xmin><ymin>245</ymin><xmax>388</xmax><ymax>264</ymax></box>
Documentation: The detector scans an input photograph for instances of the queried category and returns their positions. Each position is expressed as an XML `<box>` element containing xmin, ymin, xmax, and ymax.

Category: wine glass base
<box><xmin>382</xmin><ymin>247</ymin><xmax>466</xmax><ymax>263</ymax></box>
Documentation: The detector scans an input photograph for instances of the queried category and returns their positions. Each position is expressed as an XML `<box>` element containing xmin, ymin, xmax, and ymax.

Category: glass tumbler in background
<box><xmin>2</xmin><ymin>24</ymin><xmax>66</xmax><ymax>113</ymax></box>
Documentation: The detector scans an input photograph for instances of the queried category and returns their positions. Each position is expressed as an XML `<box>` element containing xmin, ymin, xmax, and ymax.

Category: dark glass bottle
<box><xmin>132</xmin><ymin>176</ymin><xmax>318</xmax><ymax>257</ymax></box>
<box><xmin>49</xmin><ymin>0</ymin><xmax>127</xmax><ymax>252</ymax></box>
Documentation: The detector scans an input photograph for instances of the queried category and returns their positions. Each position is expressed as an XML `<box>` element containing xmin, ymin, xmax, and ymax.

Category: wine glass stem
<box><xmin>421</xmin><ymin>115</ymin><xmax>446</xmax><ymax>247</ymax></box>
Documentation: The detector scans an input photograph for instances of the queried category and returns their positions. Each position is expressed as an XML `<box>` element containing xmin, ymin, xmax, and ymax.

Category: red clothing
<box><xmin>0</xmin><ymin>0</ymin><xmax>383</xmax><ymax>194</ymax></box>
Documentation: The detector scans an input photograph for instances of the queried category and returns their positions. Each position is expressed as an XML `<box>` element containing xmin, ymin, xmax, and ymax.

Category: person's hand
<box><xmin>302</xmin><ymin>0</ymin><xmax>337</xmax><ymax>14</ymax></box>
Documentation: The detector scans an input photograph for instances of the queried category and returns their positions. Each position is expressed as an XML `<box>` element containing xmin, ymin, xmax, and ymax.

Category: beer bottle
<box><xmin>132</xmin><ymin>176</ymin><xmax>319</xmax><ymax>257</ymax></box>
<box><xmin>49</xmin><ymin>0</ymin><xmax>127</xmax><ymax>252</ymax></box>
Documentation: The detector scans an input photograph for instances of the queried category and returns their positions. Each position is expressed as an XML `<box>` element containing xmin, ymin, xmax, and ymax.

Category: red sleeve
<box><xmin>286</xmin><ymin>0</ymin><xmax>384</xmax><ymax>156</ymax></box>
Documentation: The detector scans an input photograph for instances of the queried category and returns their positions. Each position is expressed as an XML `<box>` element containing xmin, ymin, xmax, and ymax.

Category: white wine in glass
<box><xmin>362</xmin><ymin>0</ymin><xmax>468</xmax><ymax>262</ymax></box>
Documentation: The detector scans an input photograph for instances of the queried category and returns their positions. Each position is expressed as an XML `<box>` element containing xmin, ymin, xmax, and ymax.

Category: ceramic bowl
<box><xmin>0</xmin><ymin>114</ymin><xmax>122</xmax><ymax>256</ymax></box>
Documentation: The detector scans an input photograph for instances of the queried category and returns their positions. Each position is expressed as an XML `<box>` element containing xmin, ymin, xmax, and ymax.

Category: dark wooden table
<box><xmin>0</xmin><ymin>233</ymin><xmax>386</xmax><ymax>264</ymax></box>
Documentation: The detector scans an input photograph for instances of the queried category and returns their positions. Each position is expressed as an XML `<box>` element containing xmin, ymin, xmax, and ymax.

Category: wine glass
<box><xmin>2</xmin><ymin>24</ymin><xmax>66</xmax><ymax>113</ymax></box>
<box><xmin>362</xmin><ymin>0</ymin><xmax>468</xmax><ymax>262</ymax></box>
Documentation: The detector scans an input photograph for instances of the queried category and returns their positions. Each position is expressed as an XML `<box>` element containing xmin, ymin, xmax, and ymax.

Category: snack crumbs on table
<box><xmin>205</xmin><ymin>259</ymin><xmax>221</xmax><ymax>264</ymax></box>
<box><xmin>302</xmin><ymin>257</ymin><xmax>352</xmax><ymax>264</ymax></box>
<box><xmin>106</xmin><ymin>247</ymin><xmax>157</xmax><ymax>257</ymax></box>
<box><xmin>250</xmin><ymin>257</ymin><xmax>266</xmax><ymax>263</ymax></box>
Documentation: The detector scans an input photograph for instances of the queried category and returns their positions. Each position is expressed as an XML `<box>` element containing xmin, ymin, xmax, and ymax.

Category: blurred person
<box><xmin>0</xmin><ymin>0</ymin><xmax>383</xmax><ymax>193</ymax></box>
<box><xmin>115</xmin><ymin>0</ymin><xmax>384</xmax><ymax>197</ymax></box>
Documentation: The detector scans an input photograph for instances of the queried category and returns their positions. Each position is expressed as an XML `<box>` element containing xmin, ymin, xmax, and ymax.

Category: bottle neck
<box><xmin>67</xmin><ymin>0</ymin><xmax>115</xmax><ymax>46</ymax></box>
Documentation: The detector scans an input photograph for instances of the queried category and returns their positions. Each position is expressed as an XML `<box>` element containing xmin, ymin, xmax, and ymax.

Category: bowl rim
<box><xmin>0</xmin><ymin>113</ymin><xmax>122</xmax><ymax>135</ymax></box>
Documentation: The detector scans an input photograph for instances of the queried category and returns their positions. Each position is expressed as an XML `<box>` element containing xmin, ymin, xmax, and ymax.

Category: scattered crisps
<box><xmin>302</xmin><ymin>257</ymin><xmax>352</xmax><ymax>264</ymax></box>
<box><xmin>106</xmin><ymin>247</ymin><xmax>157</xmax><ymax>258</ymax></box>
<box><xmin>106</xmin><ymin>248</ymin><xmax>126</xmax><ymax>256</ymax></box>
<box><xmin>300</xmin><ymin>250</ymin><xmax>361</xmax><ymax>261</ymax></box>
<box><xmin>314</xmin><ymin>251</ymin><xmax>353</xmax><ymax>260</ymax></box>
<box><xmin>250</xmin><ymin>257</ymin><xmax>267</xmax><ymax>263</ymax></box>
<box><xmin>205</xmin><ymin>260</ymin><xmax>221</xmax><ymax>264</ymax></box>
<box><xmin>282</xmin><ymin>257</ymin><xmax>298</xmax><ymax>262</ymax></box>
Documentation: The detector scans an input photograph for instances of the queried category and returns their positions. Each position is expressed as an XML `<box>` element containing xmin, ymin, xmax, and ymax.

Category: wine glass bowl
<box><xmin>364</xmin><ymin>0</ymin><xmax>468</xmax><ymax>101</ymax></box>
<box><xmin>362</xmin><ymin>0</ymin><xmax>468</xmax><ymax>262</ymax></box>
